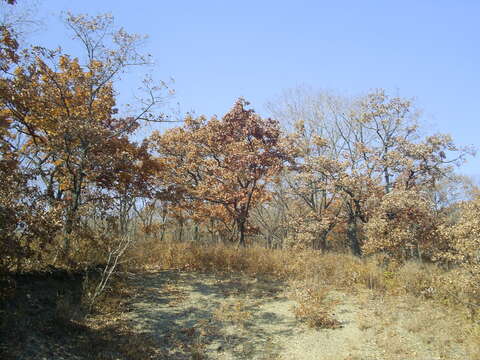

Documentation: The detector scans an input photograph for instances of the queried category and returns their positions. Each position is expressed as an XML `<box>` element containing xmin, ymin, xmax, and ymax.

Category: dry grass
<box><xmin>4</xmin><ymin>239</ymin><xmax>479</xmax><ymax>359</ymax></box>
<box><xmin>129</xmin><ymin>239</ymin><xmax>387</xmax><ymax>289</ymax></box>
<box><xmin>213</xmin><ymin>299</ymin><xmax>254</xmax><ymax>327</ymax></box>
<box><xmin>365</xmin><ymin>293</ymin><xmax>479</xmax><ymax>360</ymax></box>
<box><xmin>128</xmin><ymin>240</ymin><xmax>480</xmax><ymax>350</ymax></box>
<box><xmin>129</xmin><ymin>240</ymin><xmax>297</xmax><ymax>277</ymax></box>
<box><xmin>291</xmin><ymin>286</ymin><xmax>341</xmax><ymax>329</ymax></box>
<box><xmin>130</xmin><ymin>240</ymin><xmax>480</xmax><ymax>319</ymax></box>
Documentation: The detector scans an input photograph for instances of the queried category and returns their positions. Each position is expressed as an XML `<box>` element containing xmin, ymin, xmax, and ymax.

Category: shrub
<box><xmin>439</xmin><ymin>197</ymin><xmax>480</xmax><ymax>318</ymax></box>
<box><xmin>291</xmin><ymin>286</ymin><xmax>341</xmax><ymax>329</ymax></box>
<box><xmin>363</xmin><ymin>190</ymin><xmax>439</xmax><ymax>262</ymax></box>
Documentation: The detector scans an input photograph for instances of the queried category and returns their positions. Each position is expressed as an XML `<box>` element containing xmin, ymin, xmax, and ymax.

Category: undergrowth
<box><xmin>129</xmin><ymin>240</ymin><xmax>480</xmax><ymax>324</ymax></box>
<box><xmin>3</xmin><ymin>239</ymin><xmax>479</xmax><ymax>358</ymax></box>
<box><xmin>291</xmin><ymin>286</ymin><xmax>341</xmax><ymax>329</ymax></box>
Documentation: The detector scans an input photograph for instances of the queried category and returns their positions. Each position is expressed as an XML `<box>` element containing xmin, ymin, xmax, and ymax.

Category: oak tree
<box><xmin>152</xmin><ymin>99</ymin><xmax>292</xmax><ymax>246</ymax></box>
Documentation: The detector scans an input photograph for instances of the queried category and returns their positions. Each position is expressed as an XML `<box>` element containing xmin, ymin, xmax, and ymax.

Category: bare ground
<box><xmin>121</xmin><ymin>271</ymin><xmax>475</xmax><ymax>360</ymax></box>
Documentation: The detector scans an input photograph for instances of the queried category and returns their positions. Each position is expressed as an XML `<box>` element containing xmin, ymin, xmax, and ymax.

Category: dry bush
<box><xmin>392</xmin><ymin>261</ymin><xmax>438</xmax><ymax>298</ymax></box>
<box><xmin>291</xmin><ymin>286</ymin><xmax>341</xmax><ymax>329</ymax></box>
<box><xmin>363</xmin><ymin>190</ymin><xmax>439</xmax><ymax>262</ymax></box>
<box><xmin>438</xmin><ymin>196</ymin><xmax>480</xmax><ymax>319</ymax></box>
<box><xmin>130</xmin><ymin>239</ymin><xmax>384</xmax><ymax>286</ymax></box>
<box><xmin>382</xmin><ymin>261</ymin><xmax>480</xmax><ymax>324</ymax></box>
<box><xmin>0</xmin><ymin>163</ymin><xmax>62</xmax><ymax>273</ymax></box>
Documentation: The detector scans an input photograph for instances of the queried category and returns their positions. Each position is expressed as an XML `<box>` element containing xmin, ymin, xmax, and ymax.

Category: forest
<box><xmin>1</xmin><ymin>1</ymin><xmax>480</xmax><ymax>359</ymax></box>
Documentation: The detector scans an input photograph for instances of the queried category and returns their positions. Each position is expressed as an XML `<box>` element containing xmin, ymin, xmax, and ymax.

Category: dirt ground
<box><xmin>2</xmin><ymin>270</ymin><xmax>476</xmax><ymax>359</ymax></box>
<box><xmin>122</xmin><ymin>271</ymin><xmax>475</xmax><ymax>360</ymax></box>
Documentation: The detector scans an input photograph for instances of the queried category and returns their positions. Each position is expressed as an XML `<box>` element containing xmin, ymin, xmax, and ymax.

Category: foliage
<box><xmin>441</xmin><ymin>196</ymin><xmax>480</xmax><ymax>270</ymax></box>
<box><xmin>363</xmin><ymin>190</ymin><xmax>440</xmax><ymax>262</ymax></box>
<box><xmin>267</xmin><ymin>88</ymin><xmax>470</xmax><ymax>255</ymax></box>
<box><xmin>438</xmin><ymin>196</ymin><xmax>480</xmax><ymax>316</ymax></box>
<box><xmin>2</xmin><ymin>3</ymin><xmax>480</xmax><ymax>359</ymax></box>
<box><xmin>151</xmin><ymin>99</ymin><xmax>293</xmax><ymax>245</ymax></box>
<box><xmin>0</xmin><ymin>156</ymin><xmax>61</xmax><ymax>272</ymax></box>
<box><xmin>0</xmin><ymin>12</ymin><xmax>164</xmax><ymax>269</ymax></box>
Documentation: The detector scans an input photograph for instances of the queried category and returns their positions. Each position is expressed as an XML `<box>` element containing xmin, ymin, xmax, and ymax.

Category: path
<box><xmin>124</xmin><ymin>271</ymin><xmax>380</xmax><ymax>359</ymax></box>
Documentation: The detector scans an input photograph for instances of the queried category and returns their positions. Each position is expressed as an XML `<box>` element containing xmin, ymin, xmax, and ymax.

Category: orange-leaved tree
<box><xmin>0</xmin><ymin>7</ymin><xmax>63</xmax><ymax>271</ymax></box>
<box><xmin>0</xmin><ymin>13</ymin><xmax>164</xmax><ymax>261</ymax></box>
<box><xmin>151</xmin><ymin>99</ymin><xmax>293</xmax><ymax>246</ymax></box>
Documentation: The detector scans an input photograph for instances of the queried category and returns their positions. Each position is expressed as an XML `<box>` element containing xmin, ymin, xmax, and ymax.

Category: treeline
<box><xmin>1</xmin><ymin>6</ymin><xmax>479</xmax><ymax>300</ymax></box>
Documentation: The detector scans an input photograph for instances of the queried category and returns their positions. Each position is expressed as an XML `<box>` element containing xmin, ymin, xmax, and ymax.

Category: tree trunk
<box><xmin>177</xmin><ymin>217</ymin><xmax>184</xmax><ymax>242</ymax></box>
<box><xmin>266</xmin><ymin>233</ymin><xmax>272</xmax><ymax>249</ymax></box>
<box><xmin>313</xmin><ymin>233</ymin><xmax>327</xmax><ymax>251</ymax></box>
<box><xmin>63</xmin><ymin>217</ymin><xmax>73</xmax><ymax>256</ymax></box>
<box><xmin>237</xmin><ymin>218</ymin><xmax>246</xmax><ymax>247</ymax></box>
<box><xmin>347</xmin><ymin>216</ymin><xmax>362</xmax><ymax>256</ymax></box>
<box><xmin>194</xmin><ymin>224</ymin><xmax>199</xmax><ymax>242</ymax></box>
<box><xmin>62</xmin><ymin>195</ymin><xmax>80</xmax><ymax>258</ymax></box>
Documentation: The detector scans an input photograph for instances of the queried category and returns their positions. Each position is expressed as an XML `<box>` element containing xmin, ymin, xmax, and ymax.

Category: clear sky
<box><xmin>7</xmin><ymin>0</ymin><xmax>480</xmax><ymax>176</ymax></box>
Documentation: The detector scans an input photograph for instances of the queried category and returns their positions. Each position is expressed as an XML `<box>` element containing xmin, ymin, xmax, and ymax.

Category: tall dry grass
<box><xmin>129</xmin><ymin>239</ymin><xmax>385</xmax><ymax>288</ymax></box>
<box><xmin>123</xmin><ymin>240</ymin><xmax>480</xmax><ymax>357</ymax></box>
<box><xmin>128</xmin><ymin>239</ymin><xmax>480</xmax><ymax>321</ymax></box>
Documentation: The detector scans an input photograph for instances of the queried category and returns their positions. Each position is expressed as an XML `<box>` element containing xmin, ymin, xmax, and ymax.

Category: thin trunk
<box><xmin>383</xmin><ymin>143</ymin><xmax>391</xmax><ymax>194</ymax></box>
<box><xmin>237</xmin><ymin>217</ymin><xmax>246</xmax><ymax>247</ymax></box>
<box><xmin>62</xmin><ymin>190</ymin><xmax>80</xmax><ymax>257</ymax></box>
<box><xmin>194</xmin><ymin>224</ymin><xmax>199</xmax><ymax>242</ymax></box>
<box><xmin>266</xmin><ymin>233</ymin><xmax>272</xmax><ymax>249</ymax></box>
<box><xmin>347</xmin><ymin>216</ymin><xmax>362</xmax><ymax>256</ymax></box>
<box><xmin>313</xmin><ymin>233</ymin><xmax>327</xmax><ymax>251</ymax></box>
<box><xmin>177</xmin><ymin>218</ymin><xmax>184</xmax><ymax>242</ymax></box>
<box><xmin>159</xmin><ymin>208</ymin><xmax>167</xmax><ymax>241</ymax></box>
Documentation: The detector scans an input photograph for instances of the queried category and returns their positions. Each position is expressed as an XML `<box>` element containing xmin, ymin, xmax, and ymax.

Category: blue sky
<box><xmin>9</xmin><ymin>0</ymin><xmax>480</xmax><ymax>176</ymax></box>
